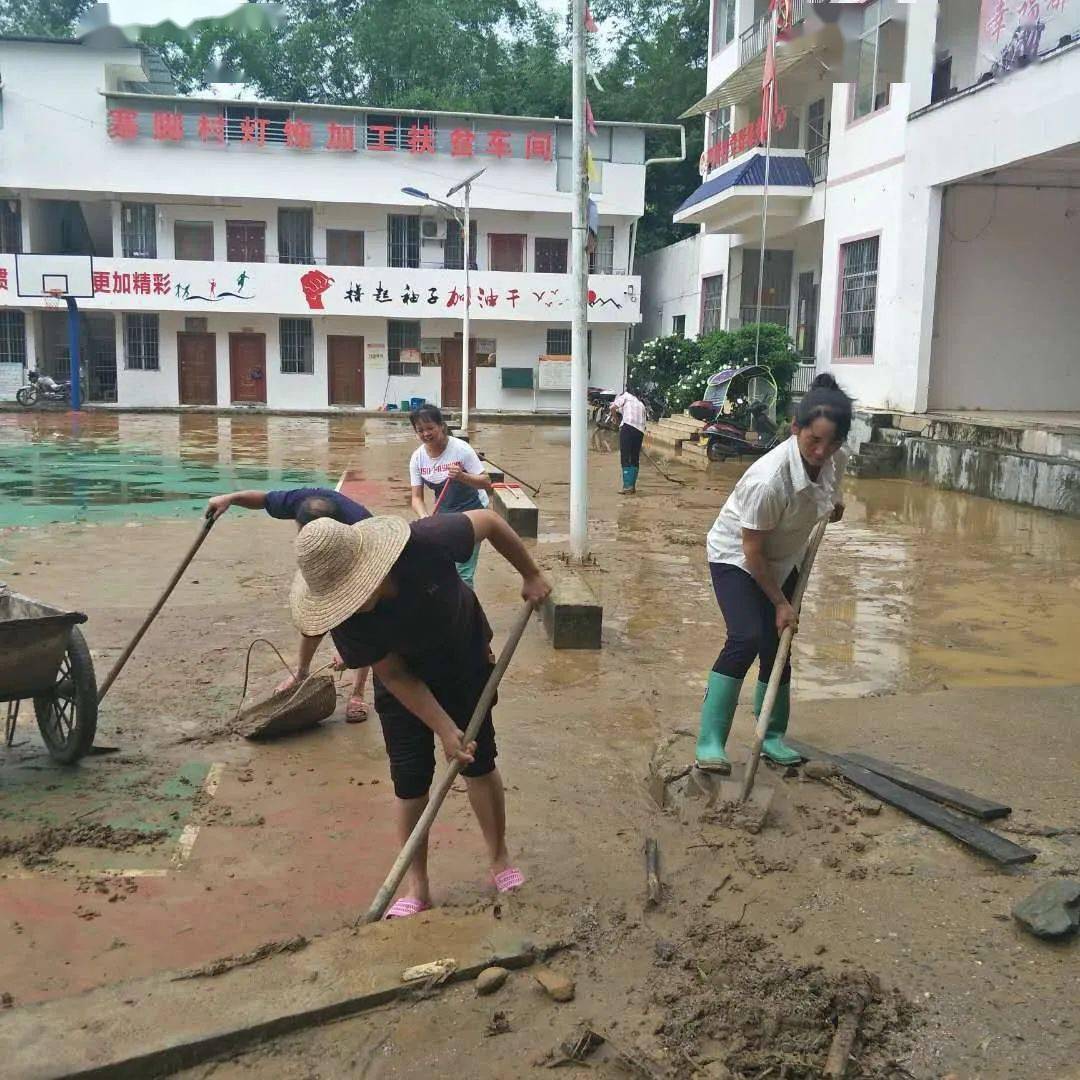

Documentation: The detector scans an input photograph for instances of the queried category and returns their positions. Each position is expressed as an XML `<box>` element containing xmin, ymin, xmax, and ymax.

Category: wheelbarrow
<box><xmin>0</xmin><ymin>584</ymin><xmax>97</xmax><ymax>764</ymax></box>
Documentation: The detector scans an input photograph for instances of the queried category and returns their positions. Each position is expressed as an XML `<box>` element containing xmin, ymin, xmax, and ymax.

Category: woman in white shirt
<box><xmin>696</xmin><ymin>374</ymin><xmax>852</xmax><ymax>773</ymax></box>
<box><xmin>408</xmin><ymin>405</ymin><xmax>493</xmax><ymax>588</ymax></box>
<box><xmin>610</xmin><ymin>388</ymin><xmax>648</xmax><ymax>494</ymax></box>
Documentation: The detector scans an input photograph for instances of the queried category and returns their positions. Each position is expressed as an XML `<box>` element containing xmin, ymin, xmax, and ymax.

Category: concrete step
<box><xmin>847</xmin><ymin>453</ymin><xmax>903</xmax><ymax>479</ymax></box>
<box><xmin>662</xmin><ymin>414</ymin><xmax>706</xmax><ymax>436</ymax></box>
<box><xmin>858</xmin><ymin>441</ymin><xmax>903</xmax><ymax>461</ymax></box>
<box><xmin>679</xmin><ymin>441</ymin><xmax>712</xmax><ymax>471</ymax></box>
<box><xmin>644</xmin><ymin>429</ymin><xmax>685</xmax><ymax>451</ymax></box>
<box><xmin>873</xmin><ymin>427</ymin><xmax>905</xmax><ymax>446</ymax></box>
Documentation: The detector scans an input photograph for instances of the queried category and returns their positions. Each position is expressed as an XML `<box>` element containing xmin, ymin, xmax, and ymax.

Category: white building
<box><xmin>641</xmin><ymin>0</ymin><xmax>1080</xmax><ymax>414</ymax></box>
<box><xmin>0</xmin><ymin>35</ymin><xmax>677</xmax><ymax>412</ymax></box>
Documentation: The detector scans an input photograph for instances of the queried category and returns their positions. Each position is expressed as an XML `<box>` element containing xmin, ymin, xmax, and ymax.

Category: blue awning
<box><xmin>675</xmin><ymin>152</ymin><xmax>814</xmax><ymax>215</ymax></box>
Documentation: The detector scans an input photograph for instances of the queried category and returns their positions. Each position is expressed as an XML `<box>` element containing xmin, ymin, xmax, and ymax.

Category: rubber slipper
<box><xmin>385</xmin><ymin>897</ymin><xmax>432</xmax><ymax>919</ymax></box>
<box><xmin>492</xmin><ymin>867</ymin><xmax>525</xmax><ymax>894</ymax></box>
<box><xmin>345</xmin><ymin>696</ymin><xmax>368</xmax><ymax>724</ymax></box>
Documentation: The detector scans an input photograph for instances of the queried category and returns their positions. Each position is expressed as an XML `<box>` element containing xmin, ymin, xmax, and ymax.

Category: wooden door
<box><xmin>328</xmin><ymin>334</ymin><xmax>364</xmax><ymax>405</ymax></box>
<box><xmin>178</xmin><ymin>332</ymin><xmax>217</xmax><ymax>405</ymax></box>
<box><xmin>488</xmin><ymin>233</ymin><xmax>525</xmax><ymax>272</ymax></box>
<box><xmin>229</xmin><ymin>333</ymin><xmax>266</xmax><ymax>403</ymax></box>
<box><xmin>226</xmin><ymin>220</ymin><xmax>266</xmax><ymax>263</ymax></box>
<box><xmin>440</xmin><ymin>337</ymin><xmax>476</xmax><ymax>409</ymax></box>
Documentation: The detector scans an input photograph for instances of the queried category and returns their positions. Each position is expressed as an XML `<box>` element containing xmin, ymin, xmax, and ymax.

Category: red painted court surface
<box><xmin>0</xmin><ymin>719</ymin><xmax>487</xmax><ymax>1004</ymax></box>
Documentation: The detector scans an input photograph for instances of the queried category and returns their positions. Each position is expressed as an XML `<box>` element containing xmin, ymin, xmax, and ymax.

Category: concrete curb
<box><xmin>1</xmin><ymin>914</ymin><xmax>538</xmax><ymax>1080</ymax></box>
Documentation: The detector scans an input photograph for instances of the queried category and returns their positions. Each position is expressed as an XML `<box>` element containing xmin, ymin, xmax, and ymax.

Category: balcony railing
<box><xmin>738</xmin><ymin>0</ymin><xmax>808</xmax><ymax>65</ymax></box>
<box><xmin>791</xmin><ymin>363</ymin><xmax>817</xmax><ymax>394</ymax></box>
<box><xmin>807</xmin><ymin>142</ymin><xmax>829</xmax><ymax>184</ymax></box>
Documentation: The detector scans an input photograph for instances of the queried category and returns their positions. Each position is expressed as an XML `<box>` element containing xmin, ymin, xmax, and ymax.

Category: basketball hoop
<box><xmin>44</xmin><ymin>289</ymin><xmax>65</xmax><ymax>311</ymax></box>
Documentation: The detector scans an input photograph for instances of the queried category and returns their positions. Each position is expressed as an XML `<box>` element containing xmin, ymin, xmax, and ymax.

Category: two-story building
<box><xmin>640</xmin><ymin>0</ymin><xmax>1080</xmax><ymax>416</ymax></box>
<box><xmin>0</xmin><ymin>34</ymin><xmax>674</xmax><ymax>412</ymax></box>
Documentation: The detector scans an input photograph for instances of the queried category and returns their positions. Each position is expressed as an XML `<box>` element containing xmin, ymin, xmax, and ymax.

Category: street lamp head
<box><xmin>401</xmin><ymin>186</ymin><xmax>430</xmax><ymax>200</ymax></box>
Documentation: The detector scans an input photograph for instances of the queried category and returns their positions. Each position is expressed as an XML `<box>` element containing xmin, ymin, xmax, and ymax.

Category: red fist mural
<box><xmin>300</xmin><ymin>269</ymin><xmax>334</xmax><ymax>310</ymax></box>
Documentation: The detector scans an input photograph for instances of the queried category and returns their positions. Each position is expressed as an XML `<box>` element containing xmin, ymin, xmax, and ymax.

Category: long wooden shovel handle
<box><xmin>97</xmin><ymin>515</ymin><xmax>215</xmax><ymax>704</ymax></box>
<box><xmin>359</xmin><ymin>600</ymin><xmax>536</xmax><ymax>925</ymax></box>
<box><xmin>739</xmin><ymin>517</ymin><xmax>829</xmax><ymax>803</ymax></box>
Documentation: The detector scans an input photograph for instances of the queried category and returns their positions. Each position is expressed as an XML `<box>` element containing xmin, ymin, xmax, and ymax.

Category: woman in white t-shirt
<box><xmin>695</xmin><ymin>374</ymin><xmax>852</xmax><ymax>773</ymax></box>
<box><xmin>408</xmin><ymin>405</ymin><xmax>492</xmax><ymax>588</ymax></box>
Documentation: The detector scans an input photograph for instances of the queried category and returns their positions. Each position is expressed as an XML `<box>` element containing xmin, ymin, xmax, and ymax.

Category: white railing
<box><xmin>791</xmin><ymin>363</ymin><xmax>816</xmax><ymax>394</ymax></box>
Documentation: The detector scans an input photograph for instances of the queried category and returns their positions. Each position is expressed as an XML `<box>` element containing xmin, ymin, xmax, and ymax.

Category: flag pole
<box><xmin>570</xmin><ymin>0</ymin><xmax>589</xmax><ymax>563</ymax></box>
<box><xmin>753</xmin><ymin>6</ymin><xmax>779</xmax><ymax>365</ymax></box>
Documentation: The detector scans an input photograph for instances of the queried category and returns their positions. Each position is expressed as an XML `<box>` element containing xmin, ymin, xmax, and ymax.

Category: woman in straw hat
<box><xmin>291</xmin><ymin>508</ymin><xmax>551</xmax><ymax>918</ymax></box>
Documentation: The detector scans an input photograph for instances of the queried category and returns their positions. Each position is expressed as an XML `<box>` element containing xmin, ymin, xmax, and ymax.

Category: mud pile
<box><xmin>652</xmin><ymin>920</ymin><xmax>916</xmax><ymax>1078</ymax></box>
<box><xmin>0</xmin><ymin>824</ymin><xmax>168</xmax><ymax>867</ymax></box>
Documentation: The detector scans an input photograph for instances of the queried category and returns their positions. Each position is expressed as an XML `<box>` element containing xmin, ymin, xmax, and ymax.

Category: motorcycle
<box><xmin>588</xmin><ymin>387</ymin><xmax>619</xmax><ymax>431</ymax></box>
<box><xmin>689</xmin><ymin>365</ymin><xmax>786</xmax><ymax>462</ymax></box>
<box><xmin>16</xmin><ymin>371</ymin><xmax>72</xmax><ymax>407</ymax></box>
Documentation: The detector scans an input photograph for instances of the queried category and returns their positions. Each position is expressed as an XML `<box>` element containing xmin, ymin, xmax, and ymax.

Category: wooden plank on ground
<box><xmin>787</xmin><ymin>739</ymin><xmax>1036</xmax><ymax>867</ymax></box>
<box><xmin>841</xmin><ymin>751</ymin><xmax>1011</xmax><ymax>820</ymax></box>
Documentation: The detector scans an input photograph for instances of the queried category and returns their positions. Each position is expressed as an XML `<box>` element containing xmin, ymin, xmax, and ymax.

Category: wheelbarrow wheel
<box><xmin>34</xmin><ymin>626</ymin><xmax>97</xmax><ymax>764</ymax></box>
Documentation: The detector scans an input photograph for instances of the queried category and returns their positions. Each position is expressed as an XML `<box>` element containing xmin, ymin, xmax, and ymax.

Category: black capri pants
<box><xmin>620</xmin><ymin>424</ymin><xmax>644</xmax><ymax>468</ymax></box>
<box><xmin>709</xmin><ymin>562</ymin><xmax>799</xmax><ymax>685</ymax></box>
<box><xmin>373</xmin><ymin>664</ymin><xmax>498</xmax><ymax>800</ymax></box>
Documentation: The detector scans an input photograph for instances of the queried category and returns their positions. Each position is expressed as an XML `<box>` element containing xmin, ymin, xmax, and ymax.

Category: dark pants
<box><xmin>374</xmin><ymin>665</ymin><xmax>498</xmax><ymax>800</ymax></box>
<box><xmin>620</xmin><ymin>424</ymin><xmax>644</xmax><ymax>467</ymax></box>
<box><xmin>709</xmin><ymin>562</ymin><xmax>799</xmax><ymax>685</ymax></box>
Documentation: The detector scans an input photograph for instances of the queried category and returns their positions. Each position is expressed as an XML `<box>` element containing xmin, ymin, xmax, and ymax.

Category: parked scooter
<box><xmin>690</xmin><ymin>365</ymin><xmax>786</xmax><ymax>461</ymax></box>
<box><xmin>16</xmin><ymin>371</ymin><xmax>72</xmax><ymax>407</ymax></box>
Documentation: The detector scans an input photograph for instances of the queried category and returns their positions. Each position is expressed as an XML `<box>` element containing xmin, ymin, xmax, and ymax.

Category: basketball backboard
<box><xmin>14</xmin><ymin>254</ymin><xmax>95</xmax><ymax>299</ymax></box>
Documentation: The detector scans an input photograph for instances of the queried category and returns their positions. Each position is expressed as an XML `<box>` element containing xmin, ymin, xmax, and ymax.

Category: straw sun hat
<box><xmin>289</xmin><ymin>516</ymin><xmax>410</xmax><ymax>636</ymax></box>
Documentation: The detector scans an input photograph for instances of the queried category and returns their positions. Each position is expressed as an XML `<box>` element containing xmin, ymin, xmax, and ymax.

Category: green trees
<box><xmin>628</xmin><ymin>325</ymin><xmax>799</xmax><ymax>414</ymax></box>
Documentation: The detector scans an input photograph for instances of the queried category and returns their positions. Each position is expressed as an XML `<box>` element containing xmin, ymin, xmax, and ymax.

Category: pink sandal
<box><xmin>492</xmin><ymin>867</ymin><xmax>525</xmax><ymax>894</ymax></box>
<box><xmin>346</xmin><ymin>696</ymin><xmax>368</xmax><ymax>724</ymax></box>
<box><xmin>385</xmin><ymin>897</ymin><xmax>432</xmax><ymax>919</ymax></box>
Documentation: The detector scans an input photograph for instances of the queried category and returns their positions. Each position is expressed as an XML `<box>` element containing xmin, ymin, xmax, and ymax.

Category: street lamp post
<box><xmin>402</xmin><ymin>166</ymin><xmax>486</xmax><ymax>433</ymax></box>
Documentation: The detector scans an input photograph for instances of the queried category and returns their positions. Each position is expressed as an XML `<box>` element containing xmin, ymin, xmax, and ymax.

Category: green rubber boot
<box><xmin>755</xmin><ymin>681</ymin><xmax>803</xmax><ymax>766</ymax></box>
<box><xmin>619</xmin><ymin>466</ymin><xmax>638</xmax><ymax>494</ymax></box>
<box><xmin>695</xmin><ymin>672</ymin><xmax>742</xmax><ymax>774</ymax></box>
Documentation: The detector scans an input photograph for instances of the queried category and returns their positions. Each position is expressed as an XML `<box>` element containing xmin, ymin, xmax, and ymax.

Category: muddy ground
<box><xmin>1</xmin><ymin>413</ymin><xmax>1078</xmax><ymax>1078</ymax></box>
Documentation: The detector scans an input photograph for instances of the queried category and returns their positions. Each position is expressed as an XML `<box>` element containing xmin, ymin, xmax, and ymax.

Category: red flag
<box><xmin>585</xmin><ymin>4</ymin><xmax>598</xmax><ymax>32</ymax></box>
<box><xmin>585</xmin><ymin>97</ymin><xmax>598</xmax><ymax>137</ymax></box>
<box><xmin>760</xmin><ymin>22</ymin><xmax>777</xmax><ymax>137</ymax></box>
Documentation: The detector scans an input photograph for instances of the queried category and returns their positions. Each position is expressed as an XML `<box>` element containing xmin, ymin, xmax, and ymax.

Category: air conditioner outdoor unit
<box><xmin>421</xmin><ymin>216</ymin><xmax>448</xmax><ymax>241</ymax></box>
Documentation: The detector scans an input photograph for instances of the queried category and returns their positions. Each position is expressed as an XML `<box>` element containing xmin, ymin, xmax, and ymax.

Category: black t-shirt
<box><xmin>329</xmin><ymin>514</ymin><xmax>492</xmax><ymax>684</ymax></box>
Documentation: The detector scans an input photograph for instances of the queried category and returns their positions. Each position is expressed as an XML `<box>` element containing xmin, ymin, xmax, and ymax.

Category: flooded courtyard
<box><xmin>1</xmin><ymin>411</ymin><xmax>1078</xmax><ymax>1078</ymax></box>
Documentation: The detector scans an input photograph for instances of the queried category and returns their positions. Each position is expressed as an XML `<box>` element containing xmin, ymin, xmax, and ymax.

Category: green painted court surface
<box><xmin>0</xmin><ymin>413</ymin><xmax>331</xmax><ymax>528</ymax></box>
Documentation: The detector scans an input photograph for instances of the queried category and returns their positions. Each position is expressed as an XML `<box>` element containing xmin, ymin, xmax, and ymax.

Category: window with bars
<box><xmin>388</xmin><ymin>215</ymin><xmax>421</xmax><ymax>269</ymax></box>
<box><xmin>367</xmin><ymin>114</ymin><xmax>436</xmax><ymax>151</ymax></box>
<box><xmin>712</xmin><ymin>0</ymin><xmax>736</xmax><ymax>53</ymax></box>
<box><xmin>280</xmin><ymin>318</ymin><xmax>314</xmax><ymax>373</ymax></box>
<box><xmin>535</xmin><ymin>237</ymin><xmax>568</xmax><ymax>275</ymax></box>
<box><xmin>589</xmin><ymin>225</ymin><xmax>615</xmax><ymax>275</ymax></box>
<box><xmin>837</xmin><ymin>237</ymin><xmax>879</xmax><ymax>359</ymax></box>
<box><xmin>225</xmin><ymin>105</ymin><xmax>290</xmax><ymax>144</ymax></box>
<box><xmin>124</xmin><ymin>314</ymin><xmax>159</xmax><ymax>371</ymax></box>
<box><xmin>701</xmin><ymin>275</ymin><xmax>724</xmax><ymax>334</ymax></box>
<box><xmin>278</xmin><ymin>208</ymin><xmax>313</xmax><ymax>264</ymax></box>
<box><xmin>443</xmin><ymin>219</ymin><xmax>477</xmax><ymax>271</ymax></box>
<box><xmin>740</xmin><ymin>249</ymin><xmax>793</xmax><ymax>328</ymax></box>
<box><xmin>388</xmin><ymin>320</ymin><xmax>421</xmax><ymax>375</ymax></box>
<box><xmin>0</xmin><ymin>311</ymin><xmax>26</xmax><ymax>364</ymax></box>
<box><xmin>0</xmin><ymin>200</ymin><xmax>22</xmax><ymax>254</ymax></box>
<box><xmin>545</xmin><ymin>328</ymin><xmax>571</xmax><ymax>356</ymax></box>
<box><xmin>122</xmin><ymin>202</ymin><xmax>157</xmax><ymax>258</ymax></box>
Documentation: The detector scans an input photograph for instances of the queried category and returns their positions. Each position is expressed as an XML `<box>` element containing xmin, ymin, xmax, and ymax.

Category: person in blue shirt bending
<box><xmin>206</xmin><ymin>486</ymin><xmax>374</xmax><ymax>723</ymax></box>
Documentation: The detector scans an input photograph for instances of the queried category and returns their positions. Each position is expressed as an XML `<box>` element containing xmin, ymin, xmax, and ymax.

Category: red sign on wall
<box><xmin>107</xmin><ymin>110</ymin><xmax>555</xmax><ymax>162</ymax></box>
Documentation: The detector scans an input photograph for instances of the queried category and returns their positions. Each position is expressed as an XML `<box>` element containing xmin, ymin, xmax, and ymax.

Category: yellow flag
<box><xmin>586</xmin><ymin>147</ymin><xmax>600</xmax><ymax>185</ymax></box>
